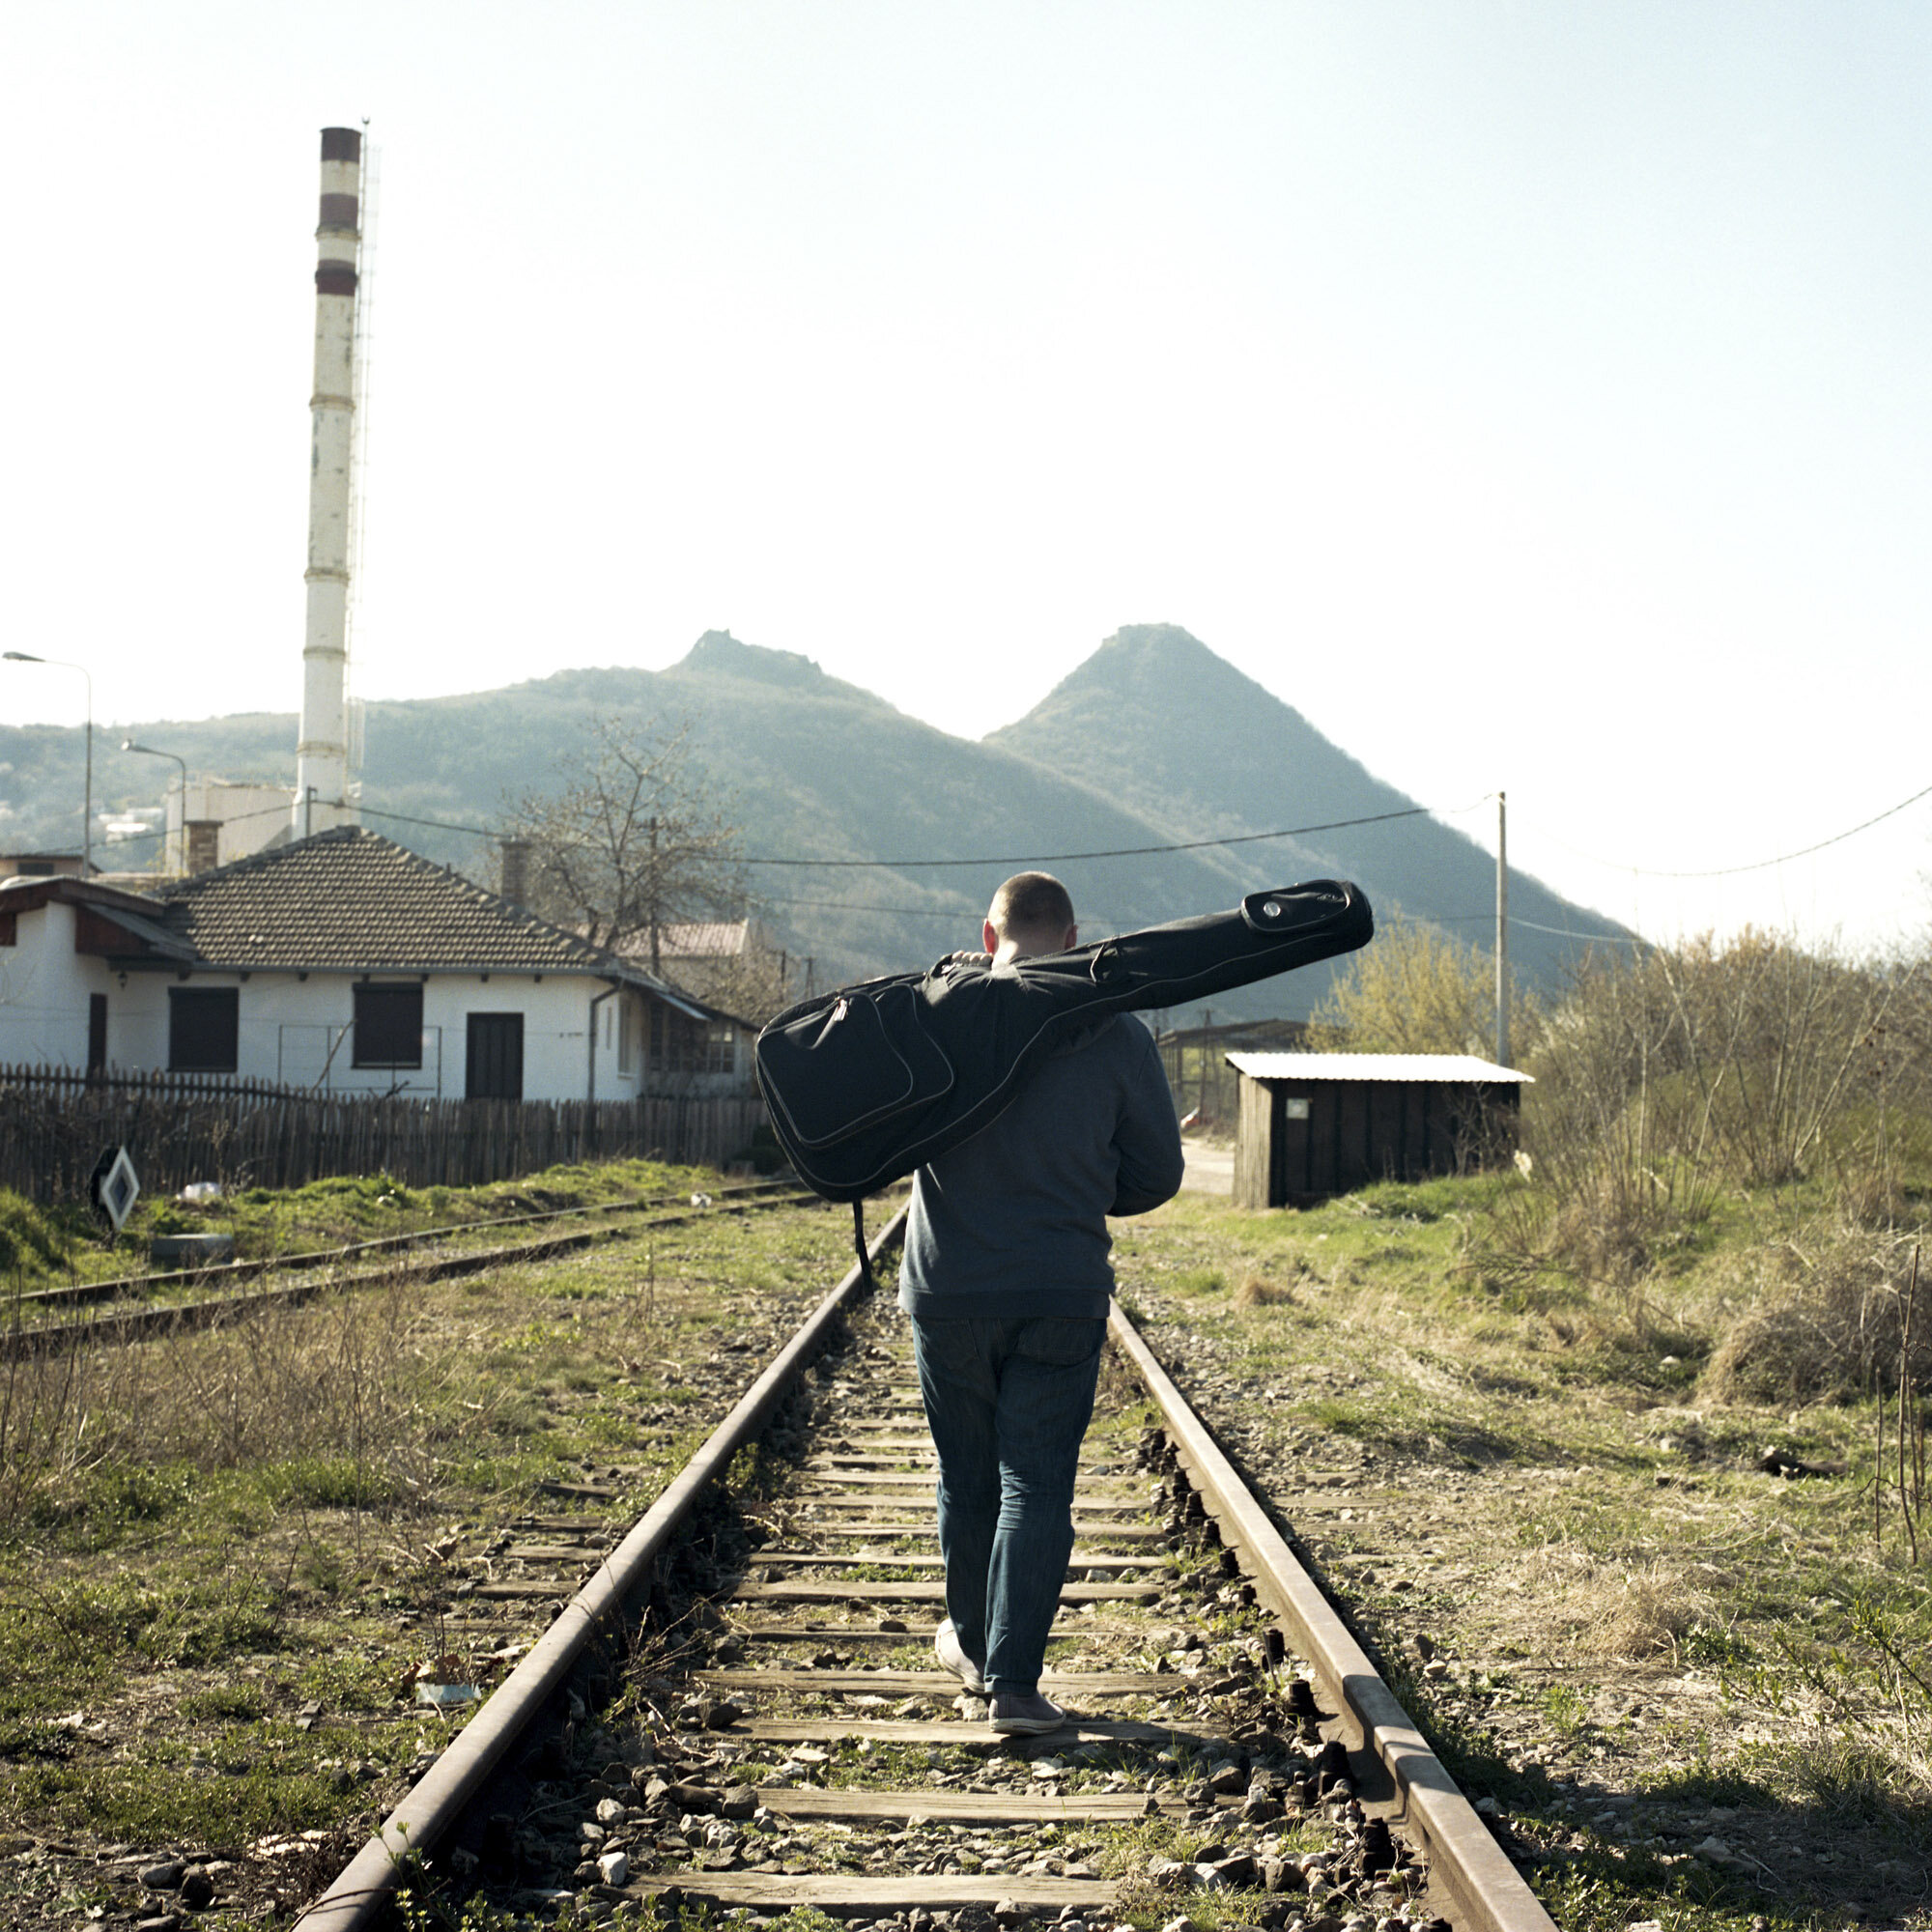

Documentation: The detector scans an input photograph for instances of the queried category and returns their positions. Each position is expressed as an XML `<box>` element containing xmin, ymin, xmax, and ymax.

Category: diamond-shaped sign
<box><xmin>89</xmin><ymin>1146</ymin><xmax>141</xmax><ymax>1235</ymax></box>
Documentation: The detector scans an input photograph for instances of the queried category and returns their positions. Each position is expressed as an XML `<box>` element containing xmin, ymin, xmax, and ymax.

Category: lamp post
<box><xmin>3</xmin><ymin>651</ymin><xmax>93</xmax><ymax>875</ymax></box>
<box><xmin>122</xmin><ymin>739</ymin><xmax>188</xmax><ymax>875</ymax></box>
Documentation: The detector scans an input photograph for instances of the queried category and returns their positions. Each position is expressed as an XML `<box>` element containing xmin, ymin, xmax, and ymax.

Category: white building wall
<box><xmin>0</xmin><ymin>902</ymin><xmax>110</xmax><ymax>1068</ymax></box>
<box><xmin>115</xmin><ymin>972</ymin><xmax>611</xmax><ymax>1099</ymax></box>
<box><xmin>0</xmin><ymin>919</ymin><xmax>724</xmax><ymax>1101</ymax></box>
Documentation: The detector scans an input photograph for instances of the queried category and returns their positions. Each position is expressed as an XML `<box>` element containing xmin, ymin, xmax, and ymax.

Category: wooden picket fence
<box><xmin>0</xmin><ymin>1064</ymin><xmax>769</xmax><ymax>1205</ymax></box>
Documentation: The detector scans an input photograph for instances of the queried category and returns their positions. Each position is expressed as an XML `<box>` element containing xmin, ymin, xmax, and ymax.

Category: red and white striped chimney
<box><xmin>296</xmin><ymin>126</ymin><xmax>362</xmax><ymax>837</ymax></box>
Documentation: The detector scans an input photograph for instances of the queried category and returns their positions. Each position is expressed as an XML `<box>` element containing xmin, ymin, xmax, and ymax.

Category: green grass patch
<box><xmin>1</xmin><ymin>1745</ymin><xmax>358</xmax><ymax>1845</ymax></box>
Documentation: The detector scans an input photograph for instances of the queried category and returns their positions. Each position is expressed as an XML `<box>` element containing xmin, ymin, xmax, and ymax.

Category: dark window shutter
<box><xmin>353</xmin><ymin>984</ymin><xmax>425</xmax><ymax>1067</ymax></box>
<box><xmin>168</xmin><ymin>987</ymin><xmax>239</xmax><ymax>1072</ymax></box>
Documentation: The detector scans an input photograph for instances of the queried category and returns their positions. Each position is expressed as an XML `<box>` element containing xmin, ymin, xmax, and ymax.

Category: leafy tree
<box><xmin>1311</xmin><ymin>912</ymin><xmax>1530</xmax><ymax>1060</ymax></box>
<box><xmin>505</xmin><ymin>713</ymin><xmax>747</xmax><ymax>968</ymax></box>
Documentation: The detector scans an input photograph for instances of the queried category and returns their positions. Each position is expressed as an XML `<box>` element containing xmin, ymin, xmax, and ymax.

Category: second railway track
<box><xmin>3</xmin><ymin>1179</ymin><xmax>817</xmax><ymax>1358</ymax></box>
<box><xmin>298</xmin><ymin>1210</ymin><xmax>1553</xmax><ymax>1932</ymax></box>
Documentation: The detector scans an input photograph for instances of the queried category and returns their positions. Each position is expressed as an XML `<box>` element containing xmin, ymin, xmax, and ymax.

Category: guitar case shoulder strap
<box><xmin>754</xmin><ymin>879</ymin><xmax>1375</xmax><ymax>1282</ymax></box>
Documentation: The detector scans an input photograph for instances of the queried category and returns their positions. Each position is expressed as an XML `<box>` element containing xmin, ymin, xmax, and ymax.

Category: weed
<box><xmin>179</xmin><ymin>1683</ymin><xmax>270</xmax><ymax>1721</ymax></box>
<box><xmin>1541</xmin><ymin>1682</ymin><xmax>1591</xmax><ymax>1734</ymax></box>
<box><xmin>1170</xmin><ymin>1265</ymin><xmax>1227</xmax><ymax>1295</ymax></box>
<box><xmin>0</xmin><ymin>1189</ymin><xmax>75</xmax><ymax>1275</ymax></box>
<box><xmin>1234</xmin><ymin>1274</ymin><xmax>1294</xmax><ymax>1307</ymax></box>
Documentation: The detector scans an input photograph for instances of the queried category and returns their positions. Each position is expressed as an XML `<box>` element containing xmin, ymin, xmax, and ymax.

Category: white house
<box><xmin>0</xmin><ymin>828</ymin><xmax>754</xmax><ymax>1102</ymax></box>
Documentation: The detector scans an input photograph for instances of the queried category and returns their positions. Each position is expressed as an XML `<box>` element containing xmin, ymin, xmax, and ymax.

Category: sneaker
<box><xmin>935</xmin><ymin>1619</ymin><xmax>986</xmax><ymax>1694</ymax></box>
<box><xmin>989</xmin><ymin>1690</ymin><xmax>1067</xmax><ymax>1736</ymax></box>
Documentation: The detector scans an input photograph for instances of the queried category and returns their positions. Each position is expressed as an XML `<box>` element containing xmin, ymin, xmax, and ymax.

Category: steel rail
<box><xmin>291</xmin><ymin>1204</ymin><xmax>911</xmax><ymax>1932</ymax></box>
<box><xmin>3</xmin><ymin>1189</ymin><xmax>822</xmax><ymax>1361</ymax></box>
<box><xmin>1108</xmin><ymin>1298</ymin><xmax>1558</xmax><ymax>1932</ymax></box>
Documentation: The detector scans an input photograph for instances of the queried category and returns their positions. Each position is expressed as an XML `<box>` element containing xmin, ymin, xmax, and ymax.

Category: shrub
<box><xmin>1703</xmin><ymin>1227</ymin><xmax>1930</xmax><ymax>1402</ymax></box>
<box><xmin>1481</xmin><ymin>930</ymin><xmax>1922</xmax><ymax>1288</ymax></box>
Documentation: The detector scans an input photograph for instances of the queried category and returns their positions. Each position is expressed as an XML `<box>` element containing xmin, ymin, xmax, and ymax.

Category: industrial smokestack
<box><xmin>296</xmin><ymin>126</ymin><xmax>362</xmax><ymax>838</ymax></box>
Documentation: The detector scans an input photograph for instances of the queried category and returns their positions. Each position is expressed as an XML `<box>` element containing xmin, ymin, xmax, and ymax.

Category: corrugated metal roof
<box><xmin>1225</xmin><ymin>1051</ymin><xmax>1533</xmax><ymax>1085</ymax></box>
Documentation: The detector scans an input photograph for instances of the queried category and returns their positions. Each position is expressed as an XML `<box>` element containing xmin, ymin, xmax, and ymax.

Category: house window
<box><xmin>618</xmin><ymin>997</ymin><xmax>638</xmax><ymax>1075</ymax></box>
<box><xmin>647</xmin><ymin>1005</ymin><xmax>736</xmax><ymax>1076</ymax></box>
<box><xmin>354</xmin><ymin>983</ymin><xmax>424</xmax><ymax>1067</ymax></box>
<box><xmin>169</xmin><ymin>986</ymin><xmax>239</xmax><ymax>1072</ymax></box>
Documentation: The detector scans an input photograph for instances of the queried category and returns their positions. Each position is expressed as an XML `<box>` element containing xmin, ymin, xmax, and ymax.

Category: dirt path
<box><xmin>1179</xmin><ymin>1137</ymin><xmax>1235</xmax><ymax>1196</ymax></box>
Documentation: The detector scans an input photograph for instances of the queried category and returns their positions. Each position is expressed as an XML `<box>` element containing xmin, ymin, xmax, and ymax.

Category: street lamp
<box><xmin>122</xmin><ymin>739</ymin><xmax>188</xmax><ymax>875</ymax></box>
<box><xmin>3</xmin><ymin>651</ymin><xmax>93</xmax><ymax>875</ymax></box>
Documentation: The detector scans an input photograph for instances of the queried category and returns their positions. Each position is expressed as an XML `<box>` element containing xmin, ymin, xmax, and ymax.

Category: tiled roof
<box><xmin>1224</xmin><ymin>1051</ymin><xmax>1533</xmax><ymax>1085</ymax></box>
<box><xmin>622</xmin><ymin>921</ymin><xmax>751</xmax><ymax>959</ymax></box>
<box><xmin>141</xmin><ymin>827</ymin><xmax>631</xmax><ymax>975</ymax></box>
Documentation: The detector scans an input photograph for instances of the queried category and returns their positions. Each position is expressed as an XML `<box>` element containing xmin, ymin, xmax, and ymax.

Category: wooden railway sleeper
<box><xmin>297</xmin><ymin>1222</ymin><xmax>1555</xmax><ymax>1932</ymax></box>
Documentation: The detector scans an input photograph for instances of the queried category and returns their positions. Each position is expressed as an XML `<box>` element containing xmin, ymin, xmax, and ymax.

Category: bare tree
<box><xmin>1310</xmin><ymin>910</ymin><xmax>1538</xmax><ymax>1059</ymax></box>
<box><xmin>506</xmin><ymin>713</ymin><xmax>747</xmax><ymax>968</ymax></box>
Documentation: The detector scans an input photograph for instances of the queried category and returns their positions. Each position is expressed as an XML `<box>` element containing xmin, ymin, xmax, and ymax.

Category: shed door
<box><xmin>466</xmin><ymin>1012</ymin><xmax>524</xmax><ymax>1100</ymax></box>
<box><xmin>88</xmin><ymin>994</ymin><xmax>108</xmax><ymax>1073</ymax></box>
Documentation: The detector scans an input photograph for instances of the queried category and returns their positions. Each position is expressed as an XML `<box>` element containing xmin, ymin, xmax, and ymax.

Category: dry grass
<box><xmin>0</xmin><ymin>1273</ymin><xmax>454</xmax><ymax>1531</ymax></box>
<box><xmin>1702</xmin><ymin>1225</ymin><xmax>1929</xmax><ymax>1404</ymax></box>
<box><xmin>1489</xmin><ymin>1548</ymin><xmax>1718</xmax><ymax>1663</ymax></box>
<box><xmin>1234</xmin><ymin>1273</ymin><xmax>1297</xmax><ymax>1308</ymax></box>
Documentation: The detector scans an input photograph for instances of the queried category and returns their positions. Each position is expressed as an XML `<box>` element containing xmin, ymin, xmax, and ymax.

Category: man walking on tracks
<box><xmin>897</xmin><ymin>871</ymin><xmax>1185</xmax><ymax>1735</ymax></box>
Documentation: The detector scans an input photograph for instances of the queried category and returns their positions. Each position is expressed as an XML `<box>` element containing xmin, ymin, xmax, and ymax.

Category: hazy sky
<box><xmin>5</xmin><ymin>2</ymin><xmax>1928</xmax><ymax>950</ymax></box>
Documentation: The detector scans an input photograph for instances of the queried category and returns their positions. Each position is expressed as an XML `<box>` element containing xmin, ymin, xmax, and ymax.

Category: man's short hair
<box><xmin>988</xmin><ymin>871</ymin><xmax>1075</xmax><ymax>944</ymax></box>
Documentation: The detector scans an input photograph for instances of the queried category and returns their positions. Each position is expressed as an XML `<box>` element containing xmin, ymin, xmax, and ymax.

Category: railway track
<box><xmin>294</xmin><ymin>1209</ymin><xmax>1554</xmax><ymax>1932</ymax></box>
<box><xmin>2</xmin><ymin>1179</ymin><xmax>818</xmax><ymax>1358</ymax></box>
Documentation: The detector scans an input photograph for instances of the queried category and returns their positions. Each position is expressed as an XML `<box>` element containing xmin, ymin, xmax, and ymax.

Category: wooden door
<box><xmin>466</xmin><ymin>1012</ymin><xmax>525</xmax><ymax>1100</ymax></box>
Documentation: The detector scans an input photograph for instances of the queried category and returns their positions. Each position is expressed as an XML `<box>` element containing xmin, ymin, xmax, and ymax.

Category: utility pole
<box><xmin>647</xmin><ymin>815</ymin><xmax>661</xmax><ymax>975</ymax></box>
<box><xmin>1495</xmin><ymin>791</ymin><xmax>1510</xmax><ymax>1068</ymax></box>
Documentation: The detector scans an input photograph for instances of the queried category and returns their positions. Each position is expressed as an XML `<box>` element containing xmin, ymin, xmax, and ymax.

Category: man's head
<box><xmin>983</xmin><ymin>871</ymin><xmax>1077</xmax><ymax>963</ymax></box>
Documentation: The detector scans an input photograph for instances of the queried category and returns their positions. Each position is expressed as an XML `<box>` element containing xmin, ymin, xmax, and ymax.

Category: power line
<box><xmin>1552</xmin><ymin>778</ymin><xmax>1932</xmax><ymax>880</ymax></box>
<box><xmin>358</xmin><ymin>803</ymin><xmax>497</xmax><ymax>838</ymax></box>
<box><xmin>362</xmin><ymin>800</ymin><xmax>1451</xmax><ymax>868</ymax></box>
<box><xmin>117</xmin><ymin>766</ymin><xmax>1932</xmax><ymax>905</ymax></box>
<box><xmin>738</xmin><ymin>805</ymin><xmax>1439</xmax><ymax>869</ymax></box>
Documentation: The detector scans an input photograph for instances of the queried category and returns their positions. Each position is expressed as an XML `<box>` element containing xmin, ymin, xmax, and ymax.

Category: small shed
<box><xmin>1227</xmin><ymin>1052</ymin><xmax>1533</xmax><ymax>1208</ymax></box>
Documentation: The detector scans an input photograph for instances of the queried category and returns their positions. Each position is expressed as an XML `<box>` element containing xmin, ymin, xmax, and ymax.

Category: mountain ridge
<box><xmin>0</xmin><ymin>624</ymin><xmax>1628</xmax><ymax>1017</ymax></box>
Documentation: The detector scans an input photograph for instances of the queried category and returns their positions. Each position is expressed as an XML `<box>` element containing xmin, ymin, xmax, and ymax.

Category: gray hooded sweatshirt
<box><xmin>896</xmin><ymin>1013</ymin><xmax>1184</xmax><ymax>1323</ymax></box>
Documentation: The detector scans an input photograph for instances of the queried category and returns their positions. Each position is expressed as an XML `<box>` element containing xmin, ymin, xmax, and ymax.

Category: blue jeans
<box><xmin>907</xmin><ymin>1312</ymin><xmax>1107</xmax><ymax>1694</ymax></box>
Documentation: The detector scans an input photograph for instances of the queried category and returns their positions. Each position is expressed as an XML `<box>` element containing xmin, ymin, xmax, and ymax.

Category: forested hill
<box><xmin>0</xmin><ymin>626</ymin><xmax>1630</xmax><ymax>1019</ymax></box>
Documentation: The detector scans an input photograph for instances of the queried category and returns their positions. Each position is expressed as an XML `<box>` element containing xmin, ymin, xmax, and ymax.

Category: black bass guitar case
<box><xmin>755</xmin><ymin>879</ymin><xmax>1373</xmax><ymax>1214</ymax></box>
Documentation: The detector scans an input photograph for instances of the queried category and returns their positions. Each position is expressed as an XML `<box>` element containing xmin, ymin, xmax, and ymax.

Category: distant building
<box><xmin>168</xmin><ymin>779</ymin><xmax>301</xmax><ymax>874</ymax></box>
<box><xmin>615</xmin><ymin>917</ymin><xmax>799</xmax><ymax>1014</ymax></box>
<box><xmin>0</xmin><ymin>828</ymin><xmax>755</xmax><ymax>1101</ymax></box>
<box><xmin>0</xmin><ymin>853</ymin><xmax>92</xmax><ymax>880</ymax></box>
<box><xmin>1226</xmin><ymin>1051</ymin><xmax>1531</xmax><ymax>1208</ymax></box>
